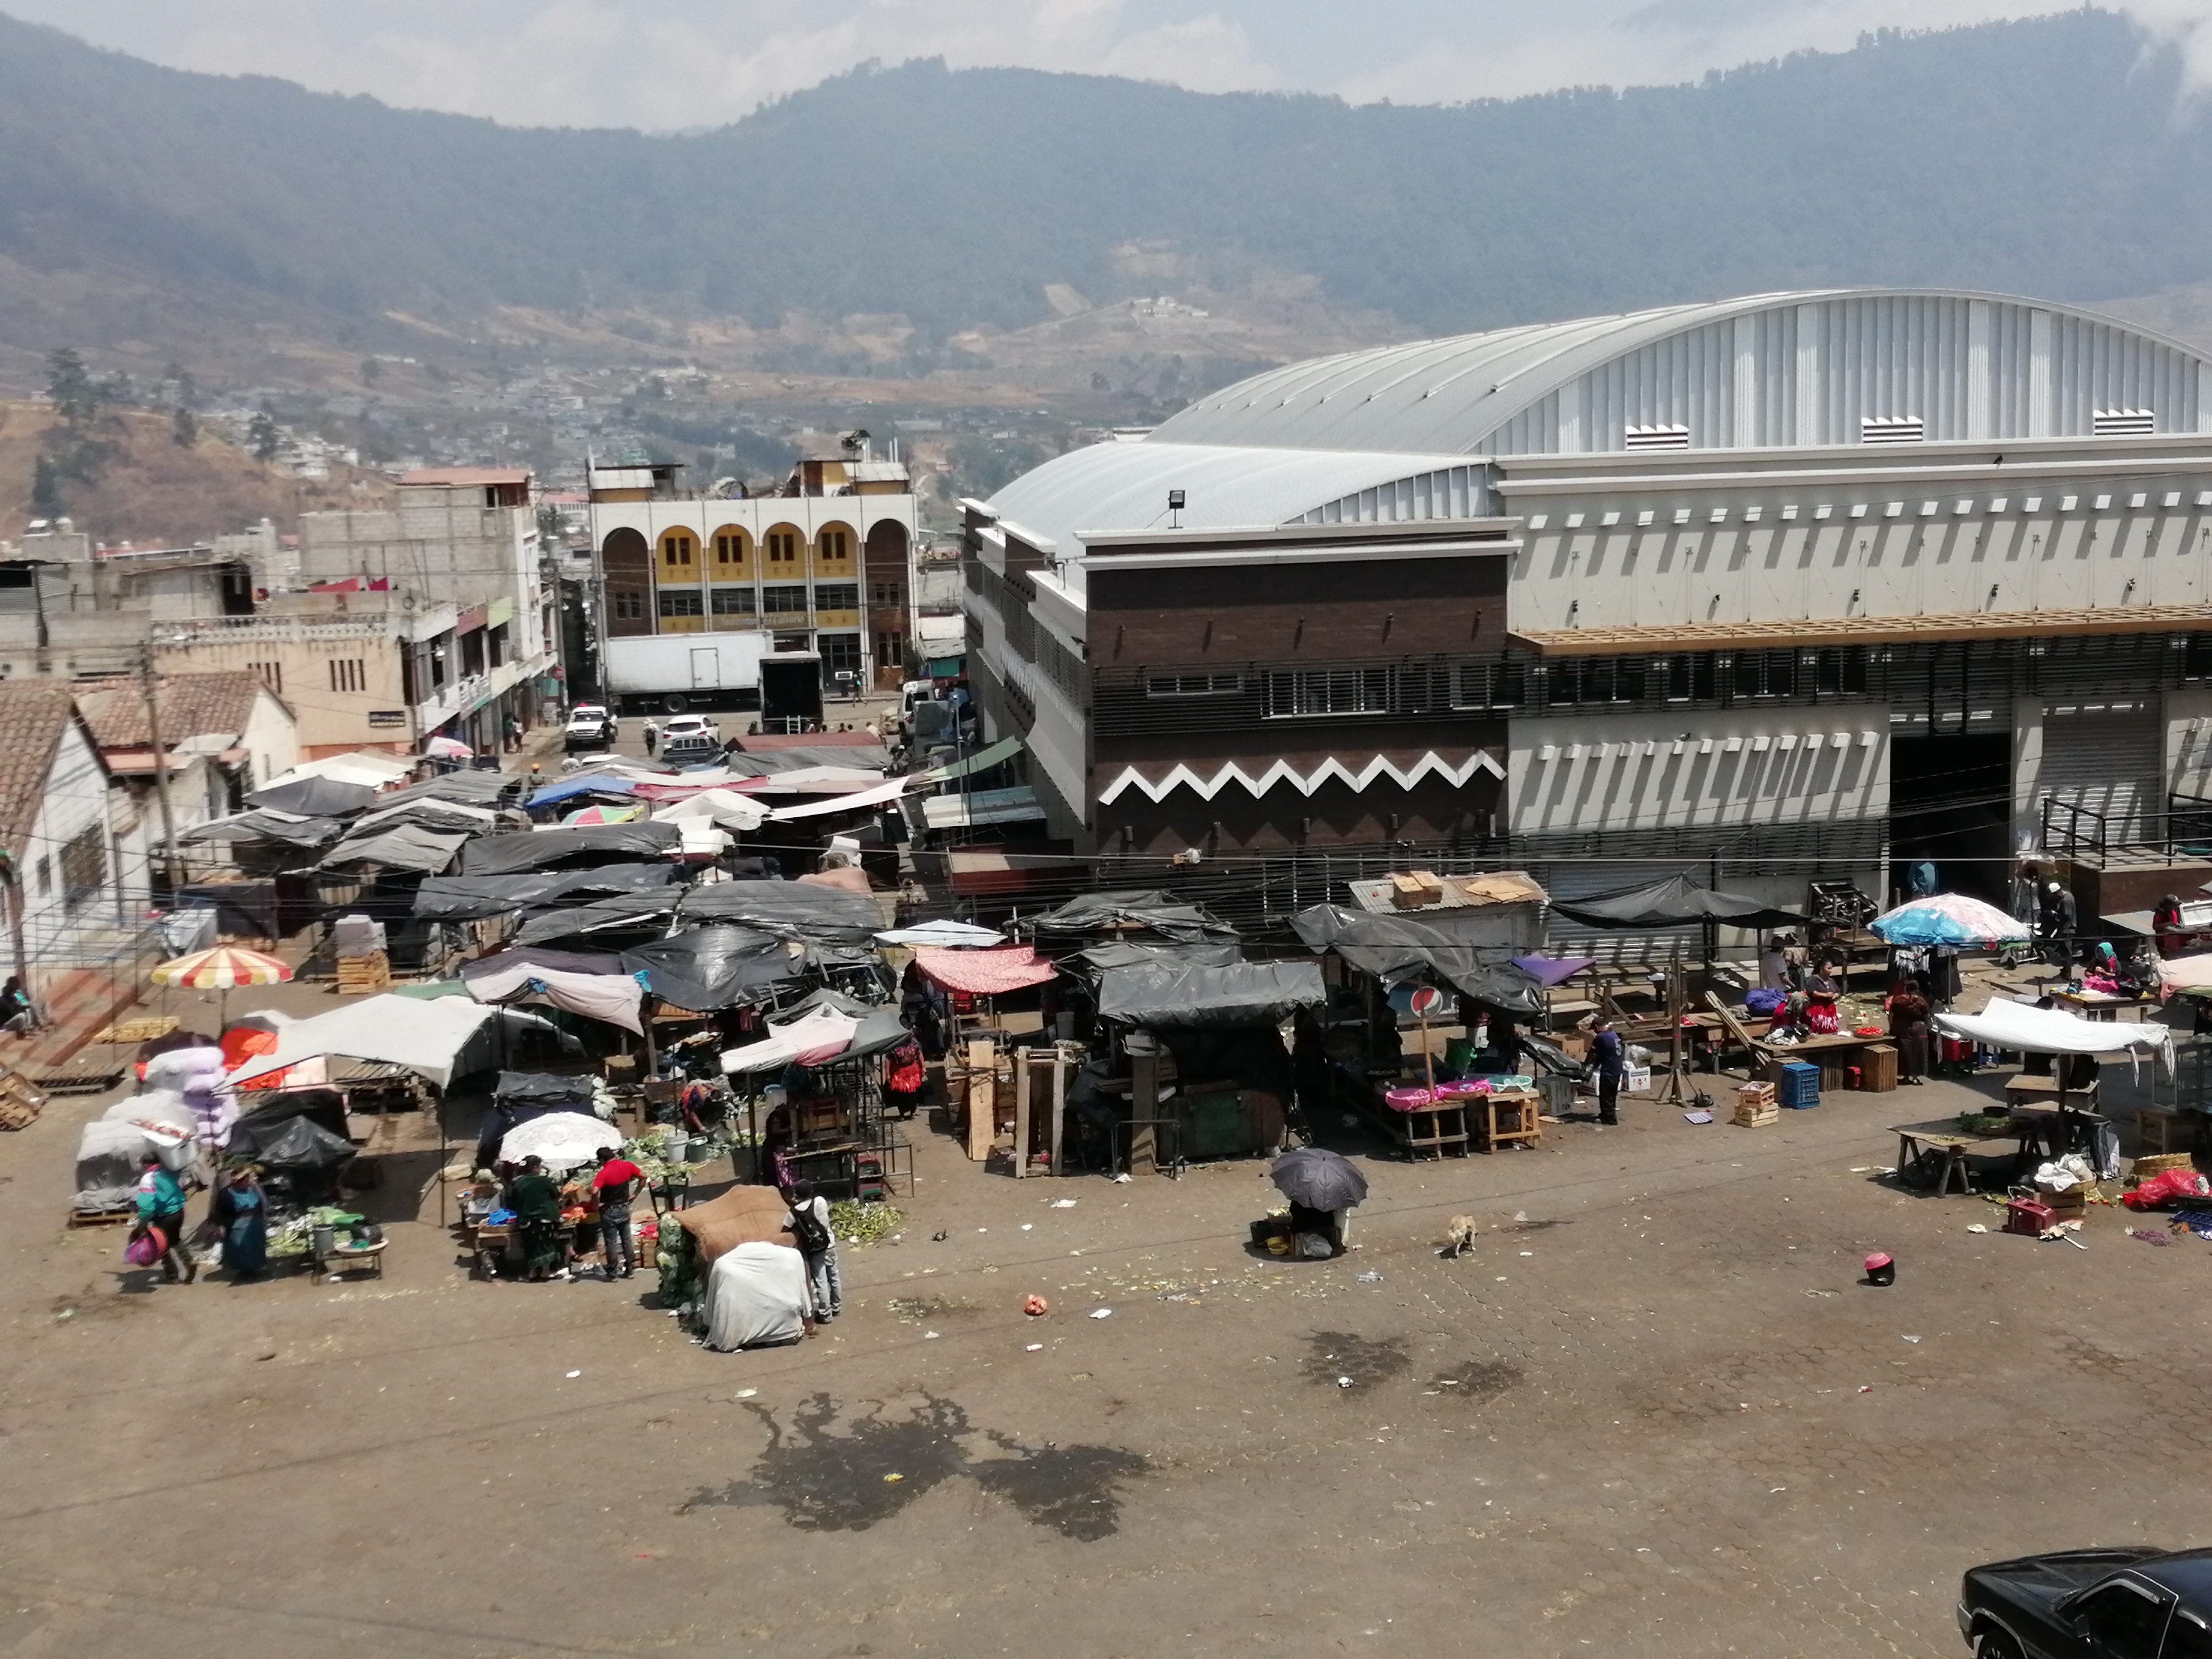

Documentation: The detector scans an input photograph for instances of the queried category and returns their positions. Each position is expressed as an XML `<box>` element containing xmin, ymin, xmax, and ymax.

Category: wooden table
<box><xmin>2047</xmin><ymin>988</ymin><xmax>2153</xmax><ymax>1022</ymax></box>
<box><xmin>1463</xmin><ymin>1089</ymin><xmax>1542</xmax><ymax>1152</ymax></box>
<box><xmin>1891</xmin><ymin>1118</ymin><xmax>2033</xmax><ymax>1196</ymax></box>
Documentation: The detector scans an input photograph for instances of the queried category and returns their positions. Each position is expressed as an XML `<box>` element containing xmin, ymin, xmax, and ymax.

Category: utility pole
<box><xmin>139</xmin><ymin>652</ymin><xmax>183</xmax><ymax>896</ymax></box>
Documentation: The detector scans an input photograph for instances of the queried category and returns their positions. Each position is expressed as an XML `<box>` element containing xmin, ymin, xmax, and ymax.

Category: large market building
<box><xmin>963</xmin><ymin>287</ymin><xmax>2212</xmax><ymax>918</ymax></box>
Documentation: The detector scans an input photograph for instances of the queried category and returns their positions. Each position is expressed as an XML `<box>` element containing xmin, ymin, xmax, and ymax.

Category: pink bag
<box><xmin>124</xmin><ymin>1223</ymin><xmax>165</xmax><ymax>1267</ymax></box>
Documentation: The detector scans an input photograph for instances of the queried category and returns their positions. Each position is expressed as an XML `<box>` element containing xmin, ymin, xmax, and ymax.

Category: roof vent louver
<box><xmin>1624</xmin><ymin>424</ymin><xmax>1691</xmax><ymax>451</ymax></box>
<box><xmin>2093</xmin><ymin>408</ymin><xmax>2155</xmax><ymax>437</ymax></box>
<box><xmin>1861</xmin><ymin>415</ymin><xmax>1924</xmax><ymax>445</ymax></box>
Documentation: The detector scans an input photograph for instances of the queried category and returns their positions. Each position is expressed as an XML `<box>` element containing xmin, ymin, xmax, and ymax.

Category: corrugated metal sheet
<box><xmin>1150</xmin><ymin>289</ymin><xmax>2212</xmax><ymax>459</ymax></box>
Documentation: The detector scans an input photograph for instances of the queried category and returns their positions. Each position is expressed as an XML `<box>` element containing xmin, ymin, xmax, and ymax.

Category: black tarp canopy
<box><xmin>226</xmin><ymin>1088</ymin><xmax>354</xmax><ymax>1168</ymax></box>
<box><xmin>678</xmin><ymin>879</ymin><xmax>882</xmax><ymax>942</ymax></box>
<box><xmin>374</xmin><ymin>770</ymin><xmax>517</xmax><ymax>808</ymax></box>
<box><xmin>1097</xmin><ymin>960</ymin><xmax>1325</xmax><ymax>1028</ymax></box>
<box><xmin>250</xmin><ymin>775</ymin><xmax>379</xmax><ymax>817</ymax></box>
<box><xmin>491</xmin><ymin>1070</ymin><xmax>600</xmax><ymax>1105</ymax></box>
<box><xmin>1547</xmin><ymin>874</ymin><xmax>1808</xmax><ymax>931</ymax></box>
<box><xmin>412</xmin><ymin>862</ymin><xmax>677</xmax><ymax>919</ymax></box>
<box><xmin>1068</xmin><ymin>940</ymin><xmax>1244</xmax><ymax>976</ymax></box>
<box><xmin>314</xmin><ymin>824</ymin><xmax>472</xmax><ymax>875</ymax></box>
<box><xmin>178</xmin><ymin>810</ymin><xmax>346</xmax><ymax>849</ymax></box>
<box><xmin>510</xmin><ymin>889</ymin><xmax>684</xmax><ymax>946</ymax></box>
<box><xmin>623</xmin><ymin>926</ymin><xmax>799</xmax><ymax>1010</ymax></box>
<box><xmin>1289</xmin><ymin>904</ymin><xmax>1546</xmax><ymax>1016</ymax></box>
<box><xmin>459</xmin><ymin>821</ymin><xmax>681</xmax><ymax>876</ymax></box>
<box><xmin>726</xmin><ymin>745</ymin><xmax>893</xmax><ymax>774</ymax></box>
<box><xmin>351</xmin><ymin>799</ymin><xmax>504</xmax><ymax>836</ymax></box>
<box><xmin>1028</xmin><ymin>888</ymin><xmax>1237</xmax><ymax>944</ymax></box>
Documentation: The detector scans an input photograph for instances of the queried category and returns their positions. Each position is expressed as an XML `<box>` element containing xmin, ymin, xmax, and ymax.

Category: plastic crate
<box><xmin>1775</xmin><ymin>1060</ymin><xmax>1821</xmax><ymax>1109</ymax></box>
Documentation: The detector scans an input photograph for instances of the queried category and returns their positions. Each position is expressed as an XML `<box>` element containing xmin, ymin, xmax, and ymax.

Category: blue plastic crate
<box><xmin>1775</xmin><ymin>1060</ymin><xmax>1821</xmax><ymax>1109</ymax></box>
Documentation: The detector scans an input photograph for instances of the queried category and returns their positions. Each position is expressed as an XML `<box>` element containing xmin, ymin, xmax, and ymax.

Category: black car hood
<box><xmin>1971</xmin><ymin>1548</ymin><xmax>2171</xmax><ymax>1609</ymax></box>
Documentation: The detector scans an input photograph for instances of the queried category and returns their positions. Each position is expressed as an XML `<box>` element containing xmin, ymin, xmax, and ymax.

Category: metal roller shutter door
<box><xmin>2039</xmin><ymin>706</ymin><xmax>2163</xmax><ymax>845</ymax></box>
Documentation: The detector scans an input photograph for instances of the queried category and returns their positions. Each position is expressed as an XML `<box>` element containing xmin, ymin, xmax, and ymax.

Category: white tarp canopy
<box><xmin>464</xmin><ymin>958</ymin><xmax>645</xmax><ymax>1035</ymax></box>
<box><xmin>1933</xmin><ymin>997</ymin><xmax>2176</xmax><ymax>1074</ymax></box>
<box><xmin>228</xmin><ymin>994</ymin><xmax>572</xmax><ymax>1086</ymax></box>
<box><xmin>719</xmin><ymin>1010</ymin><xmax>858</xmax><ymax>1075</ymax></box>
<box><xmin>768</xmin><ymin>777</ymin><xmax>911</xmax><ymax>822</ymax></box>
<box><xmin>671</xmin><ymin>818</ymin><xmax>733</xmax><ymax>859</ymax></box>
<box><xmin>875</xmin><ymin>920</ymin><xmax>1006</xmax><ymax>948</ymax></box>
<box><xmin>653</xmin><ymin>788</ymin><xmax>771</xmax><ymax>832</ymax></box>
<box><xmin>262</xmin><ymin>751</ymin><xmax>415</xmax><ymax>791</ymax></box>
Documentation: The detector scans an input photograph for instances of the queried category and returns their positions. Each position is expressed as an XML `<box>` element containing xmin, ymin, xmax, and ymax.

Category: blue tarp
<box><xmin>526</xmin><ymin>773</ymin><xmax>638</xmax><ymax>809</ymax></box>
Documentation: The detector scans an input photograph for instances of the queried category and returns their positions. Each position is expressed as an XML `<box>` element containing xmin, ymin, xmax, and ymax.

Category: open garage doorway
<box><xmin>1888</xmin><ymin>734</ymin><xmax>2013</xmax><ymax>908</ymax></box>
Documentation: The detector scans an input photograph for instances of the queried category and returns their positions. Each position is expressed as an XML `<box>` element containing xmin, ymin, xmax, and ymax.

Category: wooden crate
<box><xmin>1732</xmin><ymin>1100</ymin><xmax>1779</xmax><ymax>1127</ymax></box>
<box><xmin>2136</xmin><ymin>1112</ymin><xmax>2200</xmax><ymax>1157</ymax></box>
<box><xmin>1858</xmin><ymin>1043</ymin><xmax>1899</xmax><ymax>1093</ymax></box>
<box><xmin>336</xmin><ymin>951</ymin><xmax>391</xmax><ymax>995</ymax></box>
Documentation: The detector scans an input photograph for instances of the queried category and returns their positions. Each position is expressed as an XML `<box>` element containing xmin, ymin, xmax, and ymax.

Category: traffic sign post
<box><xmin>1409</xmin><ymin>984</ymin><xmax>1443</xmax><ymax>1094</ymax></box>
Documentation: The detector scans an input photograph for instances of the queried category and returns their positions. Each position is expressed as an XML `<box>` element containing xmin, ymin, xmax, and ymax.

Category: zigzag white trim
<box><xmin>1096</xmin><ymin>749</ymin><xmax>1505</xmax><ymax>805</ymax></box>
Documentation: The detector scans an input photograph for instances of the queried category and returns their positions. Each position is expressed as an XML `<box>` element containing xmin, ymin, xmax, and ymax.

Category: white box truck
<box><xmin>604</xmin><ymin>631</ymin><xmax>773</xmax><ymax>715</ymax></box>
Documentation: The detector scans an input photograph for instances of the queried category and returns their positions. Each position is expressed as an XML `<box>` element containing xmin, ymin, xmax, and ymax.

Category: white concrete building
<box><xmin>976</xmin><ymin>289</ymin><xmax>2212</xmax><ymax>919</ymax></box>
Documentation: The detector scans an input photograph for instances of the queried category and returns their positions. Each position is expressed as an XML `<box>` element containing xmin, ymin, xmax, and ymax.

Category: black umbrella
<box><xmin>1269</xmin><ymin>1147</ymin><xmax>1368</xmax><ymax>1211</ymax></box>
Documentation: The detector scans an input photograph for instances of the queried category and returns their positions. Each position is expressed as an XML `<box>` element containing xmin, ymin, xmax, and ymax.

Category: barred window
<box><xmin>60</xmin><ymin>822</ymin><xmax>105</xmax><ymax>911</ymax></box>
<box><xmin>710</xmin><ymin>587</ymin><xmax>755</xmax><ymax>616</ymax></box>
<box><xmin>1264</xmin><ymin>667</ymin><xmax>1393</xmax><ymax>718</ymax></box>
<box><xmin>762</xmin><ymin>585</ymin><xmax>809</xmax><ymax>615</ymax></box>
<box><xmin>1145</xmin><ymin>672</ymin><xmax>1242</xmax><ymax>698</ymax></box>
<box><xmin>814</xmin><ymin>583</ymin><xmax>859</xmax><ymax>611</ymax></box>
<box><xmin>657</xmin><ymin>590</ymin><xmax>703</xmax><ymax>617</ymax></box>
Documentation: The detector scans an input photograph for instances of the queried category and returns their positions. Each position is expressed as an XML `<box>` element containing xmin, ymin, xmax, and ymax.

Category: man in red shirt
<box><xmin>590</xmin><ymin>1147</ymin><xmax>646</xmax><ymax>1279</ymax></box>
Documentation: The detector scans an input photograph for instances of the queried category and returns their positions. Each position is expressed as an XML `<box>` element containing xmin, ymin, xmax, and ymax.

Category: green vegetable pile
<box><xmin>831</xmin><ymin>1200</ymin><xmax>902</xmax><ymax>1247</ymax></box>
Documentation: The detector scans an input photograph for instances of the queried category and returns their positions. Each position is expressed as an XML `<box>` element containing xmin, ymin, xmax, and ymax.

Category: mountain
<box><xmin>0</xmin><ymin>9</ymin><xmax>2209</xmax><ymax>361</ymax></box>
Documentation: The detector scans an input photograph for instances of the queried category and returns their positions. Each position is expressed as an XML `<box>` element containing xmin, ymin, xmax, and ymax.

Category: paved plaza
<box><xmin>0</xmin><ymin>1032</ymin><xmax>2198</xmax><ymax>1659</ymax></box>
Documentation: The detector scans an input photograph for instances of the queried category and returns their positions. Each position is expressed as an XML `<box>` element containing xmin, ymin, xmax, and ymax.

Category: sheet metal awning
<box><xmin>912</xmin><ymin>736</ymin><xmax>1023</xmax><ymax>784</ymax></box>
<box><xmin>1513</xmin><ymin>601</ymin><xmax>2212</xmax><ymax>657</ymax></box>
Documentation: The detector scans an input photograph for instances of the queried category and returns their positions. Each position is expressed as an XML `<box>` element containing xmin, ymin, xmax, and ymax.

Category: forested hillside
<box><xmin>0</xmin><ymin>8</ymin><xmax>2207</xmax><ymax>352</ymax></box>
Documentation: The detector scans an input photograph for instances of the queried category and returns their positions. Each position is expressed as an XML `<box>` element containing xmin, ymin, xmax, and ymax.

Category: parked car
<box><xmin>1959</xmin><ymin>1546</ymin><xmax>2212</xmax><ymax>1657</ymax></box>
<box><xmin>661</xmin><ymin>714</ymin><xmax>719</xmax><ymax>742</ymax></box>
<box><xmin>564</xmin><ymin>704</ymin><xmax>616</xmax><ymax>752</ymax></box>
<box><xmin>660</xmin><ymin>728</ymin><xmax>723</xmax><ymax>766</ymax></box>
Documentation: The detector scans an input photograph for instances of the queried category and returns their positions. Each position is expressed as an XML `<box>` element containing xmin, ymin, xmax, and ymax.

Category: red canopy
<box><xmin>912</xmin><ymin>943</ymin><xmax>1057</xmax><ymax>995</ymax></box>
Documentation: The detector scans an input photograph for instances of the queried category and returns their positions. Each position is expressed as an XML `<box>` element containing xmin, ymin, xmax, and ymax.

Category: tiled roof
<box><xmin>75</xmin><ymin>672</ymin><xmax>275</xmax><ymax>751</ymax></box>
<box><xmin>0</xmin><ymin>681</ymin><xmax>93</xmax><ymax>857</ymax></box>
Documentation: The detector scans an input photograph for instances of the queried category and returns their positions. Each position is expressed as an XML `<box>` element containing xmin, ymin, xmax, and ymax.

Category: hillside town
<box><xmin>17</xmin><ymin>12</ymin><xmax>2212</xmax><ymax>1656</ymax></box>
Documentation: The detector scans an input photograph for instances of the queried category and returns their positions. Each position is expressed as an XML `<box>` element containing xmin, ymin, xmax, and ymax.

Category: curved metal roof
<box><xmin>1150</xmin><ymin>288</ymin><xmax>2212</xmax><ymax>456</ymax></box>
<box><xmin>985</xmin><ymin>440</ymin><xmax>1475</xmax><ymax>558</ymax></box>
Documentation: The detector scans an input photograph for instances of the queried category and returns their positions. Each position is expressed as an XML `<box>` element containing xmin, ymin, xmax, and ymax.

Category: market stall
<box><xmin>720</xmin><ymin>1004</ymin><xmax>911</xmax><ymax>1196</ymax></box>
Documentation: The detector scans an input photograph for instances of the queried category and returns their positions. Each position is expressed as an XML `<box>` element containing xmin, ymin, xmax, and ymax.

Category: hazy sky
<box><xmin>13</xmin><ymin>1</ymin><xmax>2211</xmax><ymax>129</ymax></box>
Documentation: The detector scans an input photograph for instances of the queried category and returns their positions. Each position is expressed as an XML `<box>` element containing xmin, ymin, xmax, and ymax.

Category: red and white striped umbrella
<box><xmin>151</xmin><ymin>946</ymin><xmax>295</xmax><ymax>990</ymax></box>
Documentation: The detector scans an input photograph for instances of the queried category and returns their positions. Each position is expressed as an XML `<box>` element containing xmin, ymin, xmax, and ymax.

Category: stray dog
<box><xmin>1441</xmin><ymin>1216</ymin><xmax>1478</xmax><ymax>1259</ymax></box>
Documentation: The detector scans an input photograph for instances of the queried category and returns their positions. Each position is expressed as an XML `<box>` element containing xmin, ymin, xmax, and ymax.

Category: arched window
<box><xmin>709</xmin><ymin>525</ymin><xmax>752</xmax><ymax>571</ymax></box>
<box><xmin>764</xmin><ymin>525</ymin><xmax>803</xmax><ymax>566</ymax></box>
<box><xmin>815</xmin><ymin>523</ymin><xmax>855</xmax><ymax>565</ymax></box>
<box><xmin>660</xmin><ymin>530</ymin><xmax>697</xmax><ymax>571</ymax></box>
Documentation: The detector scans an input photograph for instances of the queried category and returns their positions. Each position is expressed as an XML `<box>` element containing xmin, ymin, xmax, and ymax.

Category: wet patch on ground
<box><xmin>972</xmin><ymin>1431</ymin><xmax>1150</xmax><ymax>1541</ymax></box>
<box><xmin>1303</xmin><ymin>1330</ymin><xmax>1410</xmax><ymax>1389</ymax></box>
<box><xmin>1429</xmin><ymin>1359</ymin><xmax>1524</xmax><ymax>1400</ymax></box>
<box><xmin>682</xmin><ymin>1392</ymin><xmax>1147</xmax><ymax>1540</ymax></box>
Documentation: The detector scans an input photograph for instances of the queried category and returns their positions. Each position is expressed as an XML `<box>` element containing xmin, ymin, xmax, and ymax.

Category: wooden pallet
<box><xmin>34</xmin><ymin>1068</ymin><xmax>126</xmax><ymax>1096</ymax></box>
<box><xmin>335</xmin><ymin>952</ymin><xmax>392</xmax><ymax>995</ymax></box>
<box><xmin>0</xmin><ymin>1066</ymin><xmax>47</xmax><ymax>1129</ymax></box>
<box><xmin>66</xmin><ymin>1206</ymin><xmax>136</xmax><ymax>1228</ymax></box>
<box><xmin>89</xmin><ymin>1015</ymin><xmax>180</xmax><ymax>1047</ymax></box>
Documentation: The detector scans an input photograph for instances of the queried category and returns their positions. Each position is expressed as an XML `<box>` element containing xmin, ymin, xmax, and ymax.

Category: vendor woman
<box><xmin>1803</xmin><ymin>962</ymin><xmax>1844</xmax><ymax>1035</ymax></box>
<box><xmin>207</xmin><ymin>1164</ymin><xmax>270</xmax><ymax>1280</ymax></box>
<box><xmin>506</xmin><ymin>1156</ymin><xmax>565</xmax><ymax>1283</ymax></box>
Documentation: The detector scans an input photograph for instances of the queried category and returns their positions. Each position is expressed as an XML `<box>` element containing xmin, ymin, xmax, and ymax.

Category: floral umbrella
<box><xmin>563</xmin><ymin>802</ymin><xmax>644</xmax><ymax>826</ymax></box>
<box><xmin>1869</xmin><ymin>894</ymin><xmax>2031</xmax><ymax>949</ymax></box>
<box><xmin>423</xmin><ymin>735</ymin><xmax>473</xmax><ymax>759</ymax></box>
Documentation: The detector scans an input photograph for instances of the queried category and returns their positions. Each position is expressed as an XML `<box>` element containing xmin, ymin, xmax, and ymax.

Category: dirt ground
<box><xmin>1</xmin><ymin>1004</ymin><xmax>2202</xmax><ymax>1659</ymax></box>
